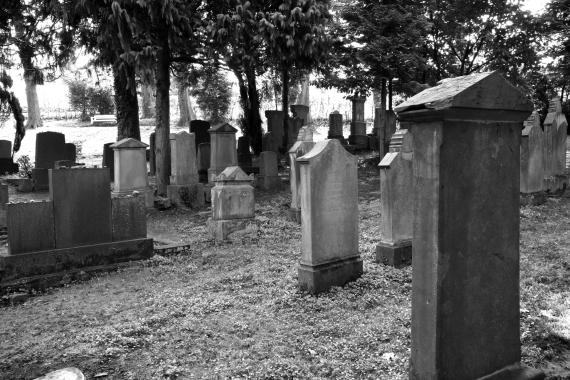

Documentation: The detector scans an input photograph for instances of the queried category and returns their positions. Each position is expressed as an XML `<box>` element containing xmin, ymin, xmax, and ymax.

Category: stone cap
<box><xmin>214</xmin><ymin>166</ymin><xmax>254</xmax><ymax>183</ymax></box>
<box><xmin>297</xmin><ymin>138</ymin><xmax>356</xmax><ymax>165</ymax></box>
<box><xmin>395</xmin><ymin>71</ymin><xmax>532</xmax><ymax>114</ymax></box>
<box><xmin>208</xmin><ymin>123</ymin><xmax>237</xmax><ymax>134</ymax></box>
<box><xmin>111</xmin><ymin>138</ymin><xmax>148</xmax><ymax>149</ymax></box>
<box><xmin>522</xmin><ymin>111</ymin><xmax>540</xmax><ymax>136</ymax></box>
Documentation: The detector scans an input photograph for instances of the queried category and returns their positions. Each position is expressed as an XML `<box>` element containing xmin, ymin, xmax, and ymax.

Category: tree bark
<box><xmin>377</xmin><ymin>78</ymin><xmax>388</xmax><ymax>158</ymax></box>
<box><xmin>141</xmin><ymin>83</ymin><xmax>154</xmax><ymax>119</ymax></box>
<box><xmin>298</xmin><ymin>74</ymin><xmax>311</xmax><ymax>123</ymax></box>
<box><xmin>113</xmin><ymin>61</ymin><xmax>140</xmax><ymax>141</ymax></box>
<box><xmin>23</xmin><ymin>75</ymin><xmax>42</xmax><ymax>129</ymax></box>
<box><xmin>154</xmin><ymin>35</ymin><xmax>171</xmax><ymax>196</ymax></box>
<box><xmin>245</xmin><ymin>65</ymin><xmax>262</xmax><ymax>155</ymax></box>
<box><xmin>281</xmin><ymin>65</ymin><xmax>290</xmax><ymax>153</ymax></box>
<box><xmin>177</xmin><ymin>81</ymin><xmax>191</xmax><ymax>127</ymax></box>
<box><xmin>16</xmin><ymin>27</ymin><xmax>43</xmax><ymax>130</ymax></box>
<box><xmin>388</xmin><ymin>78</ymin><xmax>393</xmax><ymax>111</ymax></box>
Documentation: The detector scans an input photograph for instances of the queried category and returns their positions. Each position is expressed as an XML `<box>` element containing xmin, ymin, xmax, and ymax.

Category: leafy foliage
<box><xmin>66</xmin><ymin>79</ymin><xmax>115</xmax><ymax>121</ymax></box>
<box><xmin>190</xmin><ymin>67</ymin><xmax>232</xmax><ymax>123</ymax></box>
<box><xmin>16</xmin><ymin>154</ymin><xmax>33</xmax><ymax>178</ymax></box>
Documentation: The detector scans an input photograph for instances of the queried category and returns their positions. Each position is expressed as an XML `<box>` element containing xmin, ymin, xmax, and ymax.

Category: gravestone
<box><xmin>288</xmin><ymin>139</ymin><xmax>315</xmax><ymax>223</ymax></box>
<box><xmin>0</xmin><ymin>140</ymin><xmax>11</xmax><ymax>158</ymax></box>
<box><xmin>190</xmin><ymin>120</ymin><xmax>211</xmax><ymax>149</ymax></box>
<box><xmin>521</xmin><ymin>111</ymin><xmax>545</xmax><ymax>194</ymax></box>
<box><xmin>149</xmin><ymin>132</ymin><xmax>156</xmax><ymax>175</ymax></box>
<box><xmin>262</xmin><ymin>131</ymin><xmax>278</xmax><ymax>155</ymax></box>
<box><xmin>328</xmin><ymin>111</ymin><xmax>345</xmax><ymax>143</ymax></box>
<box><xmin>396</xmin><ymin>71</ymin><xmax>544</xmax><ymax>380</ymax></box>
<box><xmin>290</xmin><ymin>104</ymin><xmax>310</xmax><ymax>125</ymax></box>
<box><xmin>375</xmin><ymin>129</ymin><xmax>413</xmax><ymax>267</ymax></box>
<box><xmin>0</xmin><ymin>140</ymin><xmax>17</xmax><ymax>174</ymax></box>
<box><xmin>265</xmin><ymin>110</ymin><xmax>285</xmax><ymax>150</ymax></box>
<box><xmin>197</xmin><ymin>142</ymin><xmax>210</xmax><ymax>183</ymax></box>
<box><xmin>348</xmin><ymin>96</ymin><xmax>368</xmax><ymax>149</ymax></box>
<box><xmin>237</xmin><ymin>136</ymin><xmax>253</xmax><ymax>172</ymax></box>
<box><xmin>208</xmin><ymin>123</ymin><xmax>238</xmax><ymax>183</ymax></box>
<box><xmin>207</xmin><ymin>166</ymin><xmax>255</xmax><ymax>240</ymax></box>
<box><xmin>7</xmin><ymin>201</ymin><xmax>55</xmax><ymax>254</ymax></box>
<box><xmin>258</xmin><ymin>151</ymin><xmax>280</xmax><ymax>190</ymax></box>
<box><xmin>543</xmin><ymin>97</ymin><xmax>569</xmax><ymax>192</ymax></box>
<box><xmin>33</xmin><ymin>132</ymin><xmax>66</xmax><ymax>190</ymax></box>
<box><xmin>102</xmin><ymin>142</ymin><xmax>115</xmax><ymax>180</ymax></box>
<box><xmin>167</xmin><ymin>132</ymin><xmax>204</xmax><ymax>208</ymax></box>
<box><xmin>297</xmin><ymin>126</ymin><xmax>313</xmax><ymax>143</ymax></box>
<box><xmin>287</xmin><ymin>117</ymin><xmax>303</xmax><ymax>149</ymax></box>
<box><xmin>50</xmin><ymin>168</ymin><xmax>112</xmax><ymax>249</ymax></box>
<box><xmin>111</xmin><ymin>138</ymin><xmax>153</xmax><ymax>207</ymax></box>
<box><xmin>111</xmin><ymin>194</ymin><xmax>146</xmax><ymax>241</ymax></box>
<box><xmin>297</xmin><ymin>139</ymin><xmax>362</xmax><ymax>294</ymax></box>
<box><xmin>64</xmin><ymin>143</ymin><xmax>77</xmax><ymax>163</ymax></box>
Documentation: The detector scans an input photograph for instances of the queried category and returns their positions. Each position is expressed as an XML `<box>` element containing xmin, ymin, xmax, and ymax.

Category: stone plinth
<box><xmin>7</xmin><ymin>201</ymin><xmax>55</xmax><ymax>254</ymax></box>
<box><xmin>111</xmin><ymin>194</ymin><xmax>147</xmax><ymax>241</ymax></box>
<box><xmin>49</xmin><ymin>168</ymin><xmax>112</xmax><ymax>249</ymax></box>
<box><xmin>348</xmin><ymin>96</ymin><xmax>368</xmax><ymax>149</ymax></box>
<box><xmin>396</xmin><ymin>71</ymin><xmax>543</xmax><ymax>380</ymax></box>
<box><xmin>290</xmin><ymin>104</ymin><xmax>310</xmax><ymax>125</ymax></box>
<box><xmin>521</xmin><ymin>111</ymin><xmax>545</xmax><ymax>194</ymax></box>
<box><xmin>288</xmin><ymin>141</ymin><xmax>315</xmax><ymax>223</ymax></box>
<box><xmin>265</xmin><ymin>110</ymin><xmax>285</xmax><ymax>150</ymax></box>
<box><xmin>207</xmin><ymin>166</ymin><xmax>255</xmax><ymax>240</ymax></box>
<box><xmin>197</xmin><ymin>142</ymin><xmax>210</xmax><ymax>183</ymax></box>
<box><xmin>375</xmin><ymin>129</ymin><xmax>413</xmax><ymax>268</ymax></box>
<box><xmin>297</xmin><ymin>139</ymin><xmax>362</xmax><ymax>294</ymax></box>
<box><xmin>208</xmin><ymin>123</ymin><xmax>238</xmax><ymax>183</ymax></box>
<box><xmin>328</xmin><ymin>111</ymin><xmax>345</xmax><ymax>141</ymax></box>
<box><xmin>258</xmin><ymin>151</ymin><xmax>280</xmax><ymax>190</ymax></box>
<box><xmin>111</xmin><ymin>138</ymin><xmax>153</xmax><ymax>207</ymax></box>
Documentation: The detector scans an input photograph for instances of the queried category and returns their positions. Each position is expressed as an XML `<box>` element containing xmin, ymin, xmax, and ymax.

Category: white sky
<box><xmin>522</xmin><ymin>0</ymin><xmax>547</xmax><ymax>14</ymax></box>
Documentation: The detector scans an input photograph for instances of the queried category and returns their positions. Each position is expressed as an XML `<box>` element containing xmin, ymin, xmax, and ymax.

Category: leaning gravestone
<box><xmin>375</xmin><ymin>129</ymin><xmax>413</xmax><ymax>267</ymax></box>
<box><xmin>396</xmin><ymin>71</ymin><xmax>544</xmax><ymax>380</ymax></box>
<box><xmin>208</xmin><ymin>123</ymin><xmax>238</xmax><ymax>183</ymax></box>
<box><xmin>167</xmin><ymin>131</ymin><xmax>204</xmax><ymax>208</ymax></box>
<box><xmin>520</xmin><ymin>111</ymin><xmax>545</xmax><ymax>194</ymax></box>
<box><xmin>297</xmin><ymin>139</ymin><xmax>361</xmax><ymax>294</ymax></box>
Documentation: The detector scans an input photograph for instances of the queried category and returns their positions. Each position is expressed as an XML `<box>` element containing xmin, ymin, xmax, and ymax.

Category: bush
<box><xmin>66</xmin><ymin>78</ymin><xmax>114</xmax><ymax>121</ymax></box>
<box><xmin>16</xmin><ymin>155</ymin><xmax>33</xmax><ymax>178</ymax></box>
<box><xmin>190</xmin><ymin>68</ymin><xmax>231</xmax><ymax>123</ymax></box>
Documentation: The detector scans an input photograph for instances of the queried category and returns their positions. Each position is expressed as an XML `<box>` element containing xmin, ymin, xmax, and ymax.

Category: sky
<box><xmin>522</xmin><ymin>0</ymin><xmax>547</xmax><ymax>14</ymax></box>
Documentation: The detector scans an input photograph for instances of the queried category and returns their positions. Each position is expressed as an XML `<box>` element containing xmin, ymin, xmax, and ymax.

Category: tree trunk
<box><xmin>23</xmin><ymin>76</ymin><xmax>42</xmax><ymax>129</ymax></box>
<box><xmin>245</xmin><ymin>65</ymin><xmax>262</xmax><ymax>155</ymax></box>
<box><xmin>377</xmin><ymin>78</ymin><xmax>387</xmax><ymax>158</ymax></box>
<box><xmin>113</xmin><ymin>61</ymin><xmax>140</xmax><ymax>141</ymax></box>
<box><xmin>154</xmin><ymin>36</ymin><xmax>171</xmax><ymax>196</ymax></box>
<box><xmin>141</xmin><ymin>83</ymin><xmax>154</xmax><ymax>119</ymax></box>
<box><xmin>388</xmin><ymin>79</ymin><xmax>393</xmax><ymax>111</ymax></box>
<box><xmin>281</xmin><ymin>66</ymin><xmax>290</xmax><ymax>154</ymax></box>
<box><xmin>177</xmin><ymin>81</ymin><xmax>191</xmax><ymax>127</ymax></box>
<box><xmin>298</xmin><ymin>74</ymin><xmax>311</xmax><ymax>123</ymax></box>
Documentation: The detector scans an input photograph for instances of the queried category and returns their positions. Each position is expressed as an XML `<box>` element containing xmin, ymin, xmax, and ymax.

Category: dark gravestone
<box><xmin>237</xmin><ymin>136</ymin><xmax>252</xmax><ymax>172</ymax></box>
<box><xmin>7</xmin><ymin>201</ymin><xmax>56</xmax><ymax>254</ymax></box>
<box><xmin>0</xmin><ymin>140</ymin><xmax>17</xmax><ymax>174</ymax></box>
<box><xmin>0</xmin><ymin>140</ymin><xmax>12</xmax><ymax>159</ymax></box>
<box><xmin>197</xmin><ymin>142</ymin><xmax>210</xmax><ymax>183</ymax></box>
<box><xmin>64</xmin><ymin>143</ymin><xmax>77</xmax><ymax>163</ymax></box>
<box><xmin>149</xmin><ymin>132</ymin><xmax>156</xmax><ymax>176</ymax></box>
<box><xmin>35</xmin><ymin>131</ymin><xmax>66</xmax><ymax>169</ymax></box>
<box><xmin>397</xmin><ymin>71</ymin><xmax>544</xmax><ymax>380</ymax></box>
<box><xmin>111</xmin><ymin>195</ymin><xmax>146</xmax><ymax>241</ymax></box>
<box><xmin>49</xmin><ymin>168</ymin><xmax>112</xmax><ymax>249</ymax></box>
<box><xmin>31</xmin><ymin>168</ymin><xmax>49</xmax><ymax>191</ymax></box>
<box><xmin>102</xmin><ymin>142</ymin><xmax>115</xmax><ymax>180</ymax></box>
<box><xmin>190</xmin><ymin>120</ymin><xmax>211</xmax><ymax>149</ymax></box>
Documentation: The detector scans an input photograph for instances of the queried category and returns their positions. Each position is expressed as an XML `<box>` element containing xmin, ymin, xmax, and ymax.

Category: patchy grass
<box><xmin>0</xmin><ymin>171</ymin><xmax>569</xmax><ymax>379</ymax></box>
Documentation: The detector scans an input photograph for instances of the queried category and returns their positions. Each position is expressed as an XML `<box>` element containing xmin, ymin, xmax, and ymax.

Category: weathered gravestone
<box><xmin>262</xmin><ymin>131</ymin><xmax>279</xmax><ymax>155</ymax></box>
<box><xmin>328</xmin><ymin>111</ymin><xmax>346</xmax><ymax>143</ymax></box>
<box><xmin>237</xmin><ymin>136</ymin><xmax>253</xmax><ymax>172</ymax></box>
<box><xmin>189</xmin><ymin>120</ymin><xmax>211</xmax><ymax>149</ymax></box>
<box><xmin>258</xmin><ymin>151</ymin><xmax>280</xmax><ymax>190</ymax></box>
<box><xmin>265</xmin><ymin>110</ymin><xmax>285</xmax><ymax>150</ymax></box>
<box><xmin>396</xmin><ymin>71</ymin><xmax>544</xmax><ymax>380</ymax></box>
<box><xmin>297</xmin><ymin>139</ymin><xmax>362</xmax><ymax>294</ymax></box>
<box><xmin>33</xmin><ymin>132</ymin><xmax>66</xmax><ymax>190</ymax></box>
<box><xmin>290</xmin><ymin>104</ymin><xmax>310</xmax><ymax>126</ymax></box>
<box><xmin>111</xmin><ymin>138</ymin><xmax>154</xmax><ymax>207</ymax></box>
<box><xmin>197</xmin><ymin>142</ymin><xmax>210</xmax><ymax>183</ymax></box>
<box><xmin>102</xmin><ymin>142</ymin><xmax>115</xmax><ymax>180</ymax></box>
<box><xmin>207</xmin><ymin>166</ymin><xmax>255</xmax><ymax>240</ymax></box>
<box><xmin>543</xmin><ymin>97</ymin><xmax>568</xmax><ymax>192</ymax></box>
<box><xmin>64</xmin><ymin>143</ymin><xmax>77</xmax><ymax>163</ymax></box>
<box><xmin>375</xmin><ymin>129</ymin><xmax>413</xmax><ymax>267</ymax></box>
<box><xmin>167</xmin><ymin>131</ymin><xmax>204</xmax><ymax>208</ymax></box>
<box><xmin>348</xmin><ymin>96</ymin><xmax>368</xmax><ymax>149</ymax></box>
<box><xmin>208</xmin><ymin>123</ymin><xmax>238</xmax><ymax>183</ymax></box>
<box><xmin>111</xmin><ymin>193</ymin><xmax>147</xmax><ymax>241</ymax></box>
<box><xmin>520</xmin><ymin>111</ymin><xmax>545</xmax><ymax>194</ymax></box>
<box><xmin>288</xmin><ymin>136</ymin><xmax>315</xmax><ymax>223</ymax></box>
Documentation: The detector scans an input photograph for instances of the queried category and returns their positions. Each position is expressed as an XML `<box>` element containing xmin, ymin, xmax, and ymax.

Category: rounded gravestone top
<box><xmin>33</xmin><ymin>367</ymin><xmax>85</xmax><ymax>380</ymax></box>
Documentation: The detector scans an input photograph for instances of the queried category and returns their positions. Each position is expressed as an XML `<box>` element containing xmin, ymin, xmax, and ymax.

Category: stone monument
<box><xmin>208</xmin><ymin>123</ymin><xmax>238</xmax><ymax>183</ymax></box>
<box><xmin>348</xmin><ymin>96</ymin><xmax>368</xmax><ymax>149</ymax></box>
<box><xmin>167</xmin><ymin>131</ymin><xmax>204</xmax><ymax>208</ymax></box>
<box><xmin>111</xmin><ymin>138</ymin><xmax>154</xmax><ymax>207</ymax></box>
<box><xmin>258</xmin><ymin>151</ymin><xmax>280</xmax><ymax>190</ymax></box>
<box><xmin>520</xmin><ymin>111</ymin><xmax>545</xmax><ymax>194</ymax></box>
<box><xmin>328</xmin><ymin>111</ymin><xmax>345</xmax><ymax>143</ymax></box>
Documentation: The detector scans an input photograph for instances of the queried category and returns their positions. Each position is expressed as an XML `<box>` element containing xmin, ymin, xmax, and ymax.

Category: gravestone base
<box><xmin>207</xmin><ymin>217</ymin><xmax>252</xmax><ymax>241</ymax></box>
<box><xmin>31</xmin><ymin>168</ymin><xmax>49</xmax><ymax>191</ymax></box>
<box><xmin>375</xmin><ymin>240</ymin><xmax>412</xmax><ymax>268</ymax></box>
<box><xmin>112</xmin><ymin>187</ymin><xmax>154</xmax><ymax>208</ymax></box>
<box><xmin>477</xmin><ymin>364</ymin><xmax>544</xmax><ymax>380</ymax></box>
<box><xmin>167</xmin><ymin>183</ymin><xmax>205</xmax><ymax>209</ymax></box>
<box><xmin>348</xmin><ymin>135</ymin><xmax>369</xmax><ymax>150</ymax></box>
<box><xmin>288</xmin><ymin>207</ymin><xmax>301</xmax><ymax>224</ymax></box>
<box><xmin>258</xmin><ymin>175</ymin><xmax>281</xmax><ymax>190</ymax></box>
<box><xmin>543</xmin><ymin>174</ymin><xmax>569</xmax><ymax>193</ymax></box>
<box><xmin>298</xmin><ymin>256</ymin><xmax>363</xmax><ymax>294</ymax></box>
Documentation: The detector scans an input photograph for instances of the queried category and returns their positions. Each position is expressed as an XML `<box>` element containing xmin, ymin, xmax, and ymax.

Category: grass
<box><xmin>0</xmin><ymin>170</ymin><xmax>569</xmax><ymax>380</ymax></box>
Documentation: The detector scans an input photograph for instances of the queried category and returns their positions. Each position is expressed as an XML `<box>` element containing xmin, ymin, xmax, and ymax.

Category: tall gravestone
<box><xmin>167</xmin><ymin>131</ymin><xmax>204</xmax><ymax>208</ymax></box>
<box><xmin>375</xmin><ymin>129</ymin><xmax>413</xmax><ymax>267</ymax></box>
<box><xmin>265</xmin><ymin>110</ymin><xmax>285</xmax><ymax>151</ymax></box>
<box><xmin>0</xmin><ymin>140</ymin><xmax>18</xmax><ymax>174</ymax></box>
<box><xmin>288</xmin><ymin>133</ymin><xmax>315</xmax><ymax>223</ymax></box>
<box><xmin>102</xmin><ymin>142</ymin><xmax>115</xmax><ymax>180</ymax></box>
<box><xmin>111</xmin><ymin>138</ymin><xmax>154</xmax><ymax>207</ymax></box>
<box><xmin>396</xmin><ymin>71</ymin><xmax>544</xmax><ymax>380</ymax></box>
<box><xmin>190</xmin><ymin>120</ymin><xmax>211</xmax><ymax>149</ymax></box>
<box><xmin>543</xmin><ymin>97</ymin><xmax>568</xmax><ymax>192</ymax></box>
<box><xmin>33</xmin><ymin>132</ymin><xmax>66</xmax><ymax>190</ymax></box>
<box><xmin>348</xmin><ymin>96</ymin><xmax>368</xmax><ymax>149</ymax></box>
<box><xmin>328</xmin><ymin>111</ymin><xmax>345</xmax><ymax>143</ymax></box>
<box><xmin>149</xmin><ymin>132</ymin><xmax>156</xmax><ymax>176</ymax></box>
<box><xmin>208</xmin><ymin>123</ymin><xmax>238</xmax><ymax>183</ymax></box>
<box><xmin>197</xmin><ymin>142</ymin><xmax>210</xmax><ymax>183</ymax></box>
<box><xmin>258</xmin><ymin>151</ymin><xmax>280</xmax><ymax>190</ymax></box>
<box><xmin>297</xmin><ymin>139</ymin><xmax>362</xmax><ymax>294</ymax></box>
<box><xmin>521</xmin><ymin>111</ymin><xmax>545</xmax><ymax>194</ymax></box>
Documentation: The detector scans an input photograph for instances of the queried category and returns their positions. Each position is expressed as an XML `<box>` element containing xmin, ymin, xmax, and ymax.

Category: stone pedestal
<box><xmin>265</xmin><ymin>110</ymin><xmax>285</xmax><ymax>150</ymax></box>
<box><xmin>328</xmin><ymin>111</ymin><xmax>345</xmax><ymax>142</ymax></box>
<box><xmin>375</xmin><ymin>129</ymin><xmax>413</xmax><ymax>268</ymax></box>
<box><xmin>396</xmin><ymin>71</ymin><xmax>544</xmax><ymax>380</ymax></box>
<box><xmin>207</xmin><ymin>167</ymin><xmax>254</xmax><ymax>240</ymax></box>
<box><xmin>297</xmin><ymin>139</ymin><xmax>362</xmax><ymax>294</ymax></box>
<box><xmin>288</xmin><ymin>140</ymin><xmax>315</xmax><ymax>223</ymax></box>
<box><xmin>348</xmin><ymin>96</ymin><xmax>368</xmax><ymax>149</ymax></box>
<box><xmin>258</xmin><ymin>151</ymin><xmax>280</xmax><ymax>190</ymax></box>
<box><xmin>208</xmin><ymin>123</ymin><xmax>238</xmax><ymax>183</ymax></box>
<box><xmin>111</xmin><ymin>138</ymin><xmax>153</xmax><ymax>207</ymax></box>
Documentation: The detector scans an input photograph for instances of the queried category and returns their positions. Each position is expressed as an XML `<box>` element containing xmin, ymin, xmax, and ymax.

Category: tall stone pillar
<box><xmin>348</xmin><ymin>96</ymin><xmax>368</xmax><ymax>149</ymax></box>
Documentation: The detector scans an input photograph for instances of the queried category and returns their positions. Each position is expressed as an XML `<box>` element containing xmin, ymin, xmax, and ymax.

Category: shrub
<box><xmin>66</xmin><ymin>78</ymin><xmax>114</xmax><ymax>121</ymax></box>
<box><xmin>16</xmin><ymin>155</ymin><xmax>33</xmax><ymax>178</ymax></box>
<box><xmin>190</xmin><ymin>68</ymin><xmax>231</xmax><ymax>123</ymax></box>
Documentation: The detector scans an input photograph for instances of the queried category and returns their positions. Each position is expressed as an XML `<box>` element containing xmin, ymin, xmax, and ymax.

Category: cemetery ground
<box><xmin>0</xmin><ymin>164</ymin><xmax>569</xmax><ymax>379</ymax></box>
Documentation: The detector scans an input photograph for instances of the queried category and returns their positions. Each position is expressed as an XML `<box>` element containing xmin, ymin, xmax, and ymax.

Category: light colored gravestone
<box><xmin>167</xmin><ymin>132</ymin><xmax>204</xmax><ymax>208</ymax></box>
<box><xmin>265</xmin><ymin>110</ymin><xmax>285</xmax><ymax>150</ymax></box>
<box><xmin>297</xmin><ymin>139</ymin><xmax>362</xmax><ymax>294</ymax></box>
<box><xmin>543</xmin><ymin>97</ymin><xmax>569</xmax><ymax>192</ymax></box>
<box><xmin>375</xmin><ymin>129</ymin><xmax>413</xmax><ymax>267</ymax></box>
<box><xmin>348</xmin><ymin>96</ymin><xmax>368</xmax><ymax>149</ymax></box>
<box><xmin>288</xmin><ymin>139</ymin><xmax>315</xmax><ymax>223</ymax></box>
<box><xmin>111</xmin><ymin>138</ymin><xmax>154</xmax><ymax>207</ymax></box>
<box><xmin>521</xmin><ymin>111</ymin><xmax>545</xmax><ymax>194</ymax></box>
<box><xmin>207</xmin><ymin>166</ymin><xmax>255</xmax><ymax>240</ymax></box>
<box><xmin>328</xmin><ymin>111</ymin><xmax>345</xmax><ymax>142</ymax></box>
<box><xmin>296</xmin><ymin>125</ymin><xmax>313</xmax><ymax>143</ymax></box>
<box><xmin>396</xmin><ymin>71</ymin><xmax>544</xmax><ymax>380</ymax></box>
<box><xmin>258</xmin><ymin>151</ymin><xmax>280</xmax><ymax>190</ymax></box>
<box><xmin>208</xmin><ymin>123</ymin><xmax>238</xmax><ymax>183</ymax></box>
<box><xmin>33</xmin><ymin>367</ymin><xmax>85</xmax><ymax>380</ymax></box>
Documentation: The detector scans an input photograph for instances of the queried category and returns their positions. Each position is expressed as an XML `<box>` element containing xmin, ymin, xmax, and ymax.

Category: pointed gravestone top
<box><xmin>522</xmin><ymin>111</ymin><xmax>541</xmax><ymax>136</ymax></box>
<box><xmin>395</xmin><ymin>71</ymin><xmax>533</xmax><ymax>113</ymax></box>
<box><xmin>111</xmin><ymin>138</ymin><xmax>148</xmax><ymax>149</ymax></box>
<box><xmin>297</xmin><ymin>138</ymin><xmax>355</xmax><ymax>165</ymax></box>
<box><xmin>208</xmin><ymin>122</ymin><xmax>238</xmax><ymax>134</ymax></box>
<box><xmin>544</xmin><ymin>97</ymin><xmax>567</xmax><ymax>127</ymax></box>
<box><xmin>214</xmin><ymin>166</ymin><xmax>254</xmax><ymax>183</ymax></box>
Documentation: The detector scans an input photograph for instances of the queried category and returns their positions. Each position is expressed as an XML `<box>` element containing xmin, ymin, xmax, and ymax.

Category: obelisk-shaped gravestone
<box><xmin>397</xmin><ymin>71</ymin><xmax>544</xmax><ymax>380</ymax></box>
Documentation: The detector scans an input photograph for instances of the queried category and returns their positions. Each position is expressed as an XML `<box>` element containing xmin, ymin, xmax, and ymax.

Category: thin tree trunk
<box><xmin>378</xmin><ymin>78</ymin><xmax>387</xmax><ymax>158</ymax></box>
<box><xmin>245</xmin><ymin>65</ymin><xmax>262</xmax><ymax>155</ymax></box>
<box><xmin>113</xmin><ymin>61</ymin><xmax>140</xmax><ymax>141</ymax></box>
<box><xmin>141</xmin><ymin>83</ymin><xmax>154</xmax><ymax>119</ymax></box>
<box><xmin>177</xmin><ymin>81</ymin><xmax>190</xmax><ymax>127</ymax></box>
<box><xmin>281</xmin><ymin>66</ymin><xmax>289</xmax><ymax>153</ymax></box>
<box><xmin>298</xmin><ymin>74</ymin><xmax>311</xmax><ymax>123</ymax></box>
<box><xmin>388</xmin><ymin>79</ymin><xmax>393</xmax><ymax>111</ymax></box>
<box><xmin>154</xmin><ymin>36</ymin><xmax>171</xmax><ymax>196</ymax></box>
